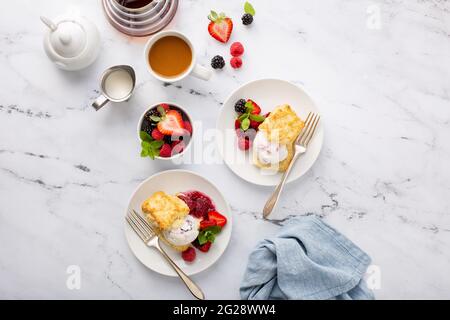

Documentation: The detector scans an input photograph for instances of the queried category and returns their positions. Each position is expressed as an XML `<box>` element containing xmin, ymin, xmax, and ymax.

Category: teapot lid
<box><xmin>46</xmin><ymin>19</ymin><xmax>87</xmax><ymax>58</ymax></box>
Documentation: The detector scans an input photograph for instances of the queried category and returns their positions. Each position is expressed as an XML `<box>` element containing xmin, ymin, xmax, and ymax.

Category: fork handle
<box><xmin>154</xmin><ymin>240</ymin><xmax>205</xmax><ymax>300</ymax></box>
<box><xmin>263</xmin><ymin>152</ymin><xmax>301</xmax><ymax>219</ymax></box>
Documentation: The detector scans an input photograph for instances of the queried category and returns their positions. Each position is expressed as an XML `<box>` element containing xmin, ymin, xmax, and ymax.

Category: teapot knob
<box><xmin>59</xmin><ymin>33</ymin><xmax>72</xmax><ymax>45</ymax></box>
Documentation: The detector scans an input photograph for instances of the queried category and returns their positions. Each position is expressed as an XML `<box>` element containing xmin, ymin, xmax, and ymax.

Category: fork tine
<box><xmin>126</xmin><ymin>215</ymin><xmax>148</xmax><ymax>242</ymax></box>
<box><xmin>128</xmin><ymin>210</ymin><xmax>151</xmax><ymax>238</ymax></box>
<box><xmin>132</xmin><ymin>209</ymin><xmax>155</xmax><ymax>235</ymax></box>
<box><xmin>296</xmin><ymin>112</ymin><xmax>312</xmax><ymax>142</ymax></box>
<box><xmin>299</xmin><ymin>113</ymin><xmax>318</xmax><ymax>146</ymax></box>
<box><xmin>303</xmin><ymin>115</ymin><xmax>320</xmax><ymax>146</ymax></box>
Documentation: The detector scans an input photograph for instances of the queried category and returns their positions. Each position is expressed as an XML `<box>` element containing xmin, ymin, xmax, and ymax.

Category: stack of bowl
<box><xmin>102</xmin><ymin>0</ymin><xmax>179</xmax><ymax>37</ymax></box>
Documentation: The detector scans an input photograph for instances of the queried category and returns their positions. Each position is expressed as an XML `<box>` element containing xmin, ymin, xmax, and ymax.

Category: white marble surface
<box><xmin>1</xmin><ymin>0</ymin><xmax>449</xmax><ymax>299</ymax></box>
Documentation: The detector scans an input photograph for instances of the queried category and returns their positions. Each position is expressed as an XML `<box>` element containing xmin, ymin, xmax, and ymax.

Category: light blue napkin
<box><xmin>240</xmin><ymin>215</ymin><xmax>374</xmax><ymax>300</ymax></box>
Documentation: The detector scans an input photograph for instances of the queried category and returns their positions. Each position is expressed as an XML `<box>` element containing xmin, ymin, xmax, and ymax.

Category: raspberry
<box><xmin>184</xmin><ymin>121</ymin><xmax>192</xmax><ymax>134</ymax></box>
<box><xmin>198</xmin><ymin>242</ymin><xmax>212</xmax><ymax>253</ymax></box>
<box><xmin>159</xmin><ymin>143</ymin><xmax>172</xmax><ymax>158</ymax></box>
<box><xmin>181</xmin><ymin>247</ymin><xmax>196</xmax><ymax>262</ymax></box>
<box><xmin>230</xmin><ymin>42</ymin><xmax>244</xmax><ymax>57</ymax></box>
<box><xmin>151</xmin><ymin>128</ymin><xmax>165</xmax><ymax>141</ymax></box>
<box><xmin>230</xmin><ymin>57</ymin><xmax>243</xmax><ymax>69</ymax></box>
<box><xmin>238</xmin><ymin>136</ymin><xmax>251</xmax><ymax>150</ymax></box>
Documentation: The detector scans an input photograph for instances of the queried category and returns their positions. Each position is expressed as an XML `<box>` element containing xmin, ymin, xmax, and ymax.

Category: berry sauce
<box><xmin>178</xmin><ymin>191</ymin><xmax>216</xmax><ymax>219</ymax></box>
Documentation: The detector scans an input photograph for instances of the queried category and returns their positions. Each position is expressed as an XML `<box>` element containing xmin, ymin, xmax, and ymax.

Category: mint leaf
<box><xmin>197</xmin><ymin>226</ymin><xmax>221</xmax><ymax>245</ymax></box>
<box><xmin>140</xmin><ymin>149</ymin><xmax>148</xmax><ymax>157</ymax></box>
<box><xmin>140</xmin><ymin>131</ymin><xmax>152</xmax><ymax>142</ymax></box>
<box><xmin>241</xmin><ymin>117</ymin><xmax>250</xmax><ymax>131</ymax></box>
<box><xmin>157</xmin><ymin>106</ymin><xmax>166</xmax><ymax>117</ymax></box>
<box><xmin>204</xmin><ymin>226</ymin><xmax>221</xmax><ymax>234</ymax></box>
<box><xmin>238</xmin><ymin>113</ymin><xmax>249</xmax><ymax>121</ymax></box>
<box><xmin>141</xmin><ymin>140</ymin><xmax>151</xmax><ymax>149</ymax></box>
<box><xmin>244</xmin><ymin>1</ymin><xmax>255</xmax><ymax>16</ymax></box>
<box><xmin>249</xmin><ymin>114</ymin><xmax>265</xmax><ymax>122</ymax></box>
<box><xmin>198</xmin><ymin>232</ymin><xmax>208</xmax><ymax>245</ymax></box>
<box><xmin>208</xmin><ymin>10</ymin><xmax>218</xmax><ymax>21</ymax></box>
<box><xmin>150</xmin><ymin>140</ymin><xmax>164</xmax><ymax>149</ymax></box>
<box><xmin>150</xmin><ymin>116</ymin><xmax>161</xmax><ymax>122</ymax></box>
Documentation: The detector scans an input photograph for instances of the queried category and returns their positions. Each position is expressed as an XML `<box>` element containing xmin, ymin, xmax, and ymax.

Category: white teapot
<box><xmin>41</xmin><ymin>14</ymin><xmax>100</xmax><ymax>71</ymax></box>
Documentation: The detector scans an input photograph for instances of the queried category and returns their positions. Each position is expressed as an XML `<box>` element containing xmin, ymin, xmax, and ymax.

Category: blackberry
<box><xmin>242</xmin><ymin>13</ymin><xmax>253</xmax><ymax>25</ymax></box>
<box><xmin>234</xmin><ymin>99</ymin><xmax>247</xmax><ymax>113</ymax></box>
<box><xmin>211</xmin><ymin>55</ymin><xmax>225</xmax><ymax>69</ymax></box>
<box><xmin>164</xmin><ymin>135</ymin><xmax>172</xmax><ymax>144</ymax></box>
<box><xmin>141</xmin><ymin>119</ymin><xmax>153</xmax><ymax>135</ymax></box>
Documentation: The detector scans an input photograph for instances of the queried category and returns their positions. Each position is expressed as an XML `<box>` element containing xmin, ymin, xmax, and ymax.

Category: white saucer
<box><xmin>217</xmin><ymin>79</ymin><xmax>324</xmax><ymax>186</ymax></box>
<box><xmin>124</xmin><ymin>170</ymin><xmax>232</xmax><ymax>276</ymax></box>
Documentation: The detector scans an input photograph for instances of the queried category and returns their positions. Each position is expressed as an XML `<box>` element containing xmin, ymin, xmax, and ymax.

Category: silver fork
<box><xmin>126</xmin><ymin>209</ymin><xmax>205</xmax><ymax>300</ymax></box>
<box><xmin>263</xmin><ymin>112</ymin><xmax>320</xmax><ymax>218</ymax></box>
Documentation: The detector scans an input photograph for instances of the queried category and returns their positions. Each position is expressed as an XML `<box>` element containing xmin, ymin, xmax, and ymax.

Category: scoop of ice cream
<box><xmin>163</xmin><ymin>215</ymin><xmax>200</xmax><ymax>246</ymax></box>
<box><xmin>253</xmin><ymin>131</ymin><xmax>288</xmax><ymax>165</ymax></box>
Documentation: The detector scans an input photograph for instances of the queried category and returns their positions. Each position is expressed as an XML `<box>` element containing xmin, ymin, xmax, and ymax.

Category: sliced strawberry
<box><xmin>208</xmin><ymin>211</ymin><xmax>227</xmax><ymax>228</ymax></box>
<box><xmin>247</xmin><ymin>99</ymin><xmax>261</xmax><ymax>114</ymax></box>
<box><xmin>200</xmin><ymin>219</ymin><xmax>217</xmax><ymax>230</ymax></box>
<box><xmin>157</xmin><ymin>110</ymin><xmax>185</xmax><ymax>136</ymax></box>
<box><xmin>151</xmin><ymin>128</ymin><xmax>164</xmax><ymax>141</ymax></box>
<box><xmin>208</xmin><ymin>11</ymin><xmax>233</xmax><ymax>43</ymax></box>
<box><xmin>250</xmin><ymin>120</ymin><xmax>261</xmax><ymax>130</ymax></box>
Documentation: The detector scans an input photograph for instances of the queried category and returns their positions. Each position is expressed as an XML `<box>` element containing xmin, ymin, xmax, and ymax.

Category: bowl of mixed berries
<box><xmin>138</xmin><ymin>103</ymin><xmax>193</xmax><ymax>160</ymax></box>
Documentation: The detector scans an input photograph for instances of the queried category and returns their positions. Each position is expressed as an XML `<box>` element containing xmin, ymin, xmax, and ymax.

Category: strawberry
<box><xmin>151</xmin><ymin>128</ymin><xmax>164</xmax><ymax>141</ymax></box>
<box><xmin>198</xmin><ymin>241</ymin><xmax>212</xmax><ymax>253</ymax></box>
<box><xmin>247</xmin><ymin>99</ymin><xmax>261</xmax><ymax>114</ymax></box>
<box><xmin>157</xmin><ymin>110</ymin><xmax>185</xmax><ymax>136</ymax></box>
<box><xmin>181</xmin><ymin>247</ymin><xmax>196</xmax><ymax>262</ymax></box>
<box><xmin>208</xmin><ymin>11</ymin><xmax>233</xmax><ymax>43</ymax></box>
<box><xmin>171</xmin><ymin>140</ymin><xmax>185</xmax><ymax>154</ymax></box>
<box><xmin>200</xmin><ymin>219</ymin><xmax>217</xmax><ymax>230</ymax></box>
<box><xmin>250</xmin><ymin>120</ymin><xmax>261</xmax><ymax>130</ymax></box>
<box><xmin>184</xmin><ymin>121</ymin><xmax>192</xmax><ymax>134</ymax></box>
<box><xmin>159</xmin><ymin>143</ymin><xmax>172</xmax><ymax>158</ymax></box>
<box><xmin>238</xmin><ymin>136</ymin><xmax>251</xmax><ymax>150</ymax></box>
<box><xmin>235</xmin><ymin>119</ymin><xmax>241</xmax><ymax>129</ymax></box>
<box><xmin>208</xmin><ymin>211</ymin><xmax>227</xmax><ymax>228</ymax></box>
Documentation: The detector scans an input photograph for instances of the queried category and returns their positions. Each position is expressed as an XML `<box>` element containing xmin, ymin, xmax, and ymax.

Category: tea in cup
<box><xmin>144</xmin><ymin>30</ymin><xmax>211</xmax><ymax>82</ymax></box>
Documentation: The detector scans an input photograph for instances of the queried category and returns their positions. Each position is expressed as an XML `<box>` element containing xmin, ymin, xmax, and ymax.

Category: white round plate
<box><xmin>217</xmin><ymin>79</ymin><xmax>324</xmax><ymax>186</ymax></box>
<box><xmin>125</xmin><ymin>170</ymin><xmax>232</xmax><ymax>276</ymax></box>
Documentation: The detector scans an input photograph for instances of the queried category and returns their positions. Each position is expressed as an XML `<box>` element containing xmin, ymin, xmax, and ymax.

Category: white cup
<box><xmin>144</xmin><ymin>30</ymin><xmax>212</xmax><ymax>82</ymax></box>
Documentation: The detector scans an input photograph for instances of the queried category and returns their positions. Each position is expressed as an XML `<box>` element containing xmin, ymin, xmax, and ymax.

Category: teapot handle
<box><xmin>40</xmin><ymin>16</ymin><xmax>57</xmax><ymax>31</ymax></box>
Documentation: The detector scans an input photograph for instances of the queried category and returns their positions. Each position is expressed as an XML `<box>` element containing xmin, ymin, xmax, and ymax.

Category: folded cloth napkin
<box><xmin>240</xmin><ymin>215</ymin><xmax>374</xmax><ymax>300</ymax></box>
